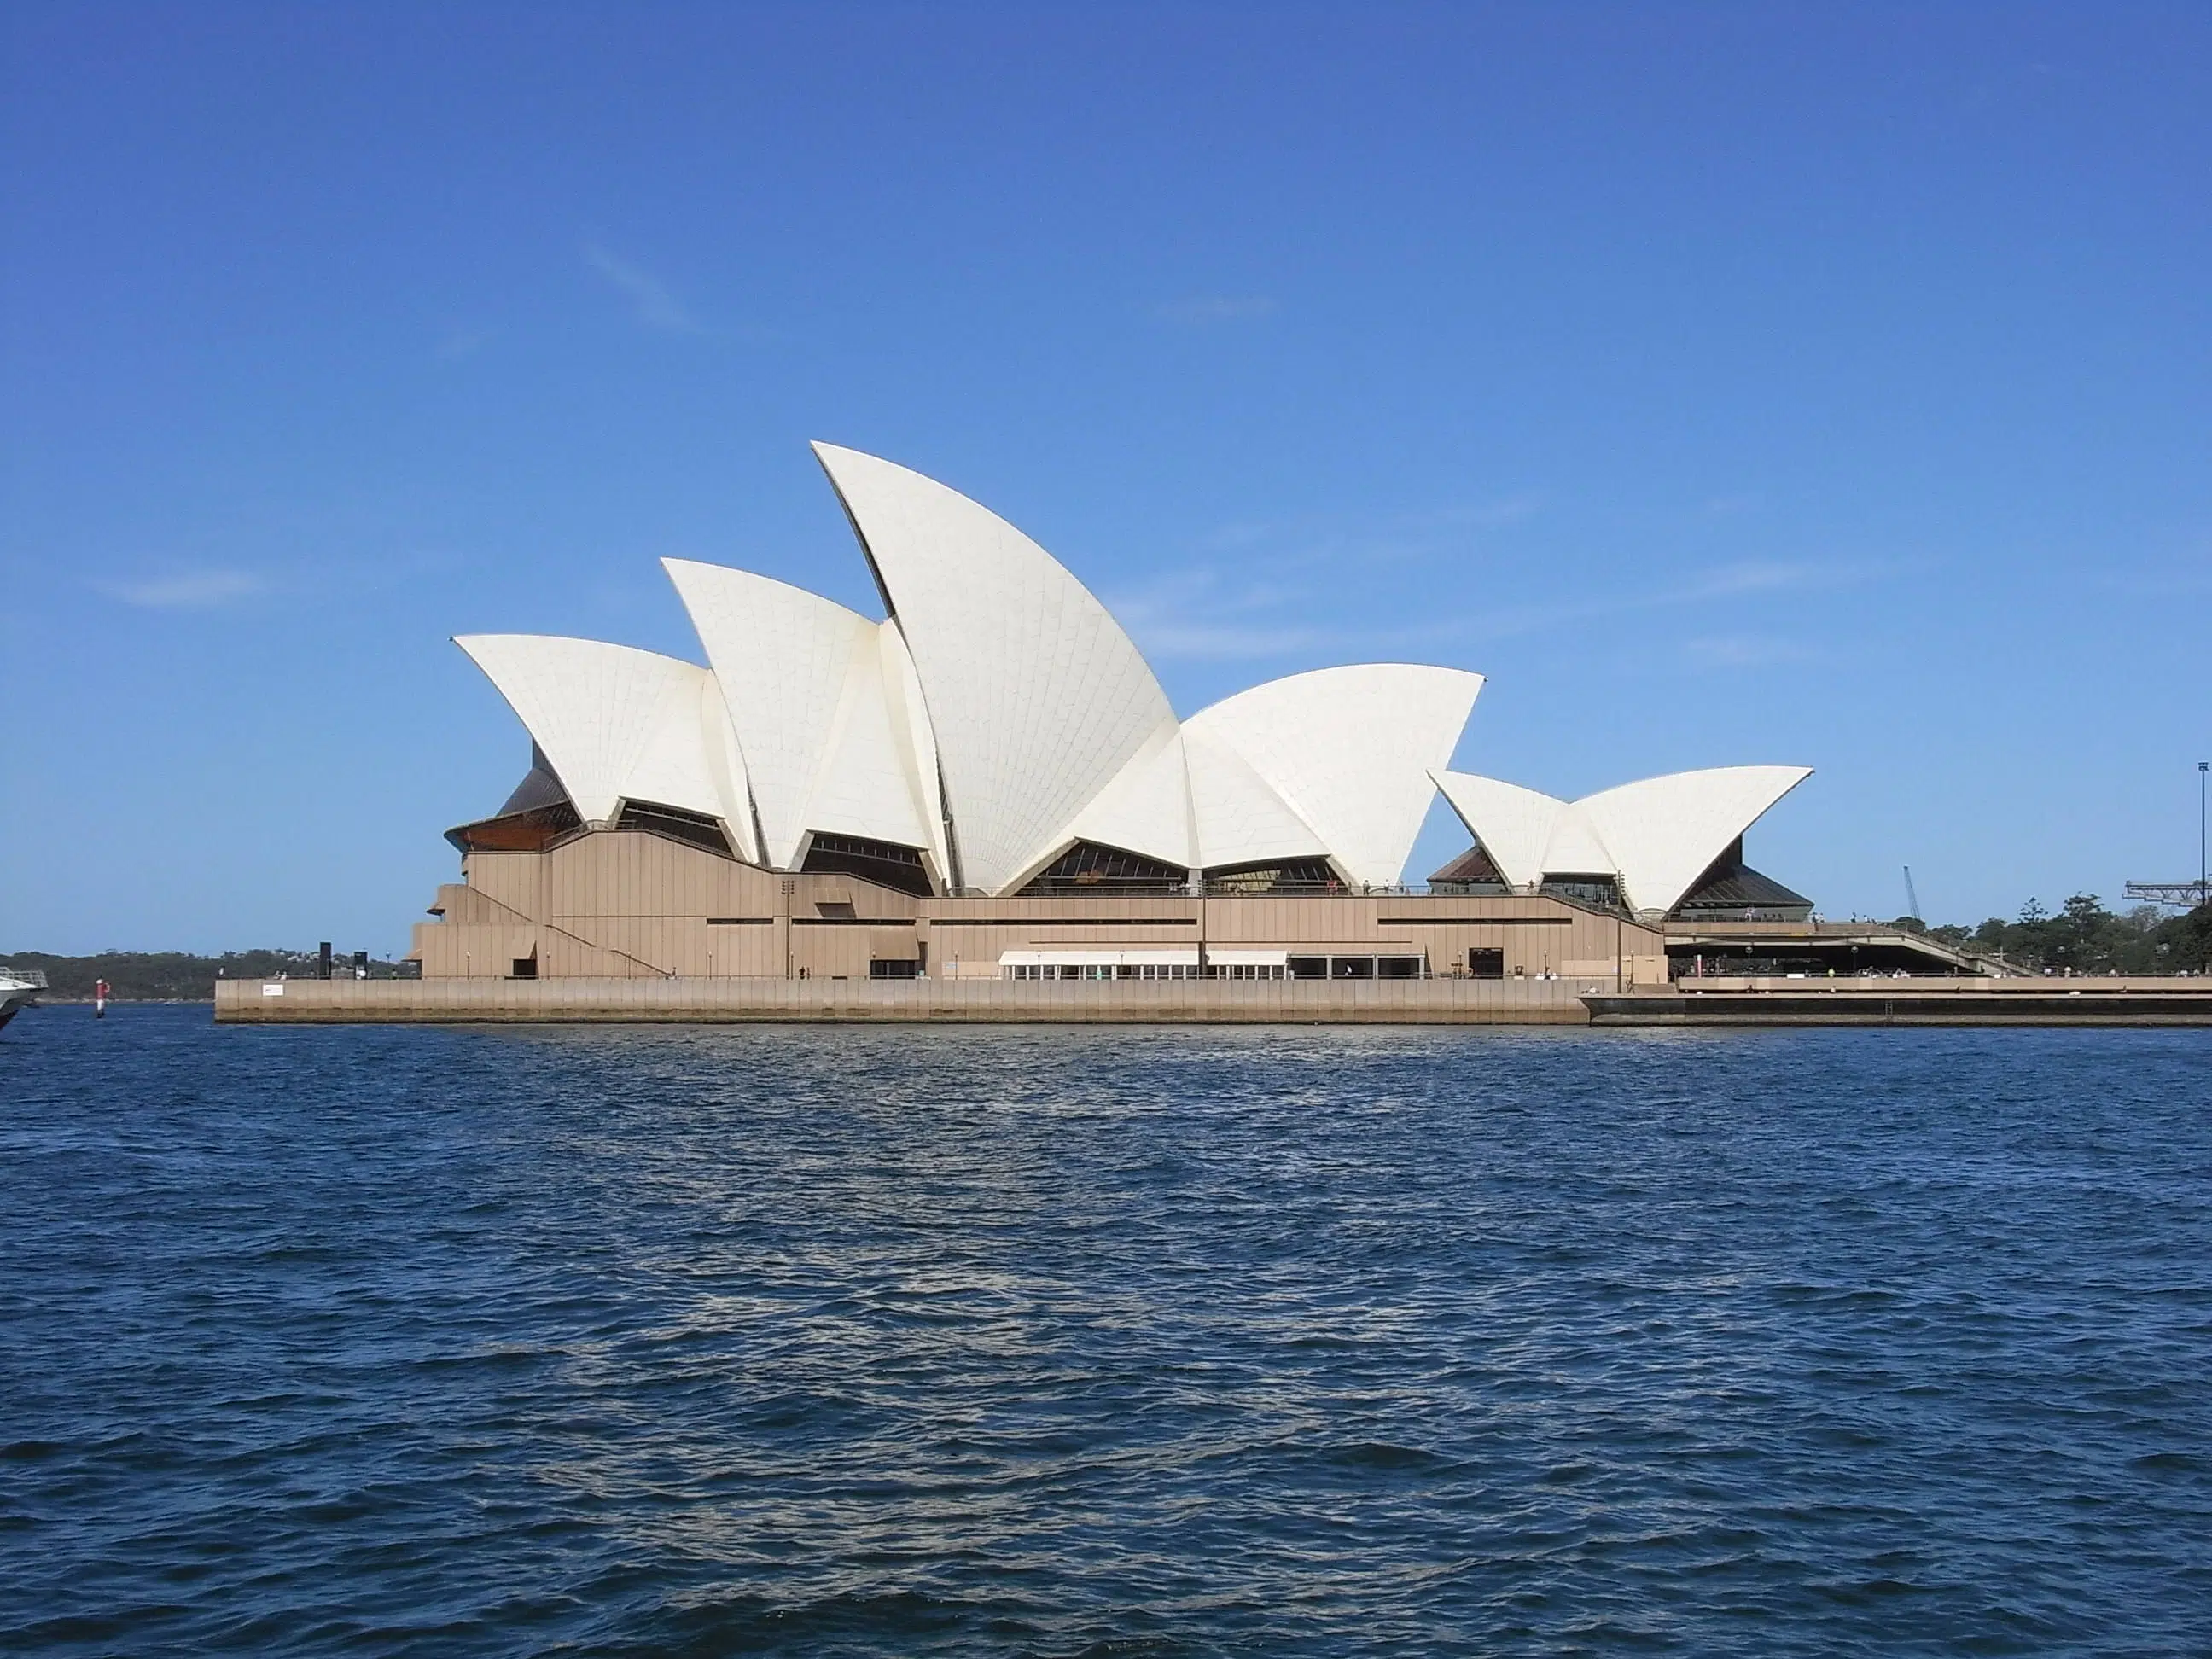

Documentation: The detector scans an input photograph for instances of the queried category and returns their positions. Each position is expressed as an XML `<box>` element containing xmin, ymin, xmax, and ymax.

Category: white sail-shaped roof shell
<box><xmin>797</xmin><ymin>621</ymin><xmax>940</xmax><ymax>861</ymax></box>
<box><xmin>813</xmin><ymin>442</ymin><xmax>1180</xmax><ymax>894</ymax></box>
<box><xmin>1185</xmin><ymin>726</ymin><xmax>1332</xmax><ymax>869</ymax></box>
<box><xmin>1031</xmin><ymin>731</ymin><xmax>1353</xmax><ymax>884</ymax></box>
<box><xmin>1572</xmin><ymin>765</ymin><xmax>1812</xmax><ymax>916</ymax></box>
<box><xmin>1038</xmin><ymin>725</ymin><xmax>1342</xmax><ymax>882</ymax></box>
<box><xmin>1183</xmin><ymin>665</ymin><xmax>1483</xmax><ymax>889</ymax></box>
<box><xmin>1429</xmin><ymin>772</ymin><xmax>1565</xmax><ymax>893</ymax></box>
<box><xmin>1436</xmin><ymin>765</ymin><xmax>1812</xmax><ymax>916</ymax></box>
<box><xmin>663</xmin><ymin>561</ymin><xmax>872</xmax><ymax>868</ymax></box>
<box><xmin>1537</xmin><ymin>812</ymin><xmax>1617</xmax><ymax>882</ymax></box>
<box><xmin>876</xmin><ymin>624</ymin><xmax>952</xmax><ymax>882</ymax></box>
<box><xmin>1057</xmin><ymin>728</ymin><xmax>1198</xmax><ymax>872</ymax></box>
<box><xmin>455</xmin><ymin>634</ymin><xmax>753</xmax><ymax>857</ymax></box>
<box><xmin>664</xmin><ymin>559</ymin><xmax>940</xmax><ymax>876</ymax></box>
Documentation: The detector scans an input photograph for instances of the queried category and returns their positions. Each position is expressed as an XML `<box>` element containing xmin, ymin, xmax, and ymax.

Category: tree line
<box><xmin>1906</xmin><ymin>895</ymin><xmax>2211</xmax><ymax>975</ymax></box>
<box><xmin>1</xmin><ymin>950</ymin><xmax>416</xmax><ymax>1001</ymax></box>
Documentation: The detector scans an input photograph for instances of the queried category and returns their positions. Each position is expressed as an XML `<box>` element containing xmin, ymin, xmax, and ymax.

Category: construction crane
<box><xmin>2125</xmin><ymin>761</ymin><xmax>2210</xmax><ymax>910</ymax></box>
<box><xmin>2125</xmin><ymin>881</ymin><xmax>2207</xmax><ymax>908</ymax></box>
<box><xmin>1902</xmin><ymin>865</ymin><xmax>1923</xmax><ymax>924</ymax></box>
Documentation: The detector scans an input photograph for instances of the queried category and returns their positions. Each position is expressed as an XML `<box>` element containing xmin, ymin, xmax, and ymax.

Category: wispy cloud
<box><xmin>1109</xmin><ymin>567</ymin><xmax>1459</xmax><ymax>661</ymax></box>
<box><xmin>1136</xmin><ymin>621</ymin><xmax>1330</xmax><ymax>660</ymax></box>
<box><xmin>1422</xmin><ymin>495</ymin><xmax>1544</xmax><ymax>530</ymax></box>
<box><xmin>1156</xmin><ymin>294</ymin><xmax>1277</xmax><ymax>324</ymax></box>
<box><xmin>1186</xmin><ymin>495</ymin><xmax>1545</xmax><ymax>568</ymax></box>
<box><xmin>1457</xmin><ymin>558</ymin><xmax>1874</xmax><ymax>643</ymax></box>
<box><xmin>1681</xmin><ymin>634</ymin><xmax>1820</xmax><ymax>670</ymax></box>
<box><xmin>585</xmin><ymin>244</ymin><xmax>700</xmax><ymax>332</ymax></box>
<box><xmin>100</xmin><ymin>569</ymin><xmax>265</xmax><ymax>609</ymax></box>
<box><xmin>1108</xmin><ymin>546</ymin><xmax>1888</xmax><ymax>667</ymax></box>
<box><xmin>1111</xmin><ymin>568</ymin><xmax>1319</xmax><ymax>660</ymax></box>
<box><xmin>1676</xmin><ymin>559</ymin><xmax>1825</xmax><ymax>599</ymax></box>
<box><xmin>434</xmin><ymin>325</ymin><xmax>492</xmax><ymax>361</ymax></box>
<box><xmin>1196</xmin><ymin>520</ymin><xmax>1276</xmax><ymax>551</ymax></box>
<box><xmin>2093</xmin><ymin>541</ymin><xmax>2212</xmax><ymax>597</ymax></box>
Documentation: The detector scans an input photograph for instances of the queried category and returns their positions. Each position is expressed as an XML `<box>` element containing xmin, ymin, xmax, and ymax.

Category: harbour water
<box><xmin>3</xmin><ymin>1006</ymin><xmax>2208</xmax><ymax>1656</ymax></box>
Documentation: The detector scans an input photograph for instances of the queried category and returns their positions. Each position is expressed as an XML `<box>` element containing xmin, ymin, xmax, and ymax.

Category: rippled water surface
<box><xmin>3</xmin><ymin>1007</ymin><xmax>2209</xmax><ymax>1656</ymax></box>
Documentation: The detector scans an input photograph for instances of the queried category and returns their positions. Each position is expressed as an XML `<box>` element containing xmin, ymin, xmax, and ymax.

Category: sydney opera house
<box><xmin>410</xmin><ymin>444</ymin><xmax>1860</xmax><ymax>987</ymax></box>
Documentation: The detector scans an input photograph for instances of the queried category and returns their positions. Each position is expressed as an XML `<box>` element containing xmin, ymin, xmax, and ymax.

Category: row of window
<box><xmin>1005</xmin><ymin>963</ymin><xmax>1228</xmax><ymax>981</ymax></box>
<box><xmin>1001</xmin><ymin>957</ymin><xmax>1428</xmax><ymax>982</ymax></box>
<box><xmin>1016</xmin><ymin>842</ymin><xmax>1349</xmax><ymax>897</ymax></box>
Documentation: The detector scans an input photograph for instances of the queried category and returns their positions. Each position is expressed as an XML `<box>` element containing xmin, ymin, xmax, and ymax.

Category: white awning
<box><xmin>996</xmin><ymin>947</ymin><xmax>1300</xmax><ymax>969</ymax></box>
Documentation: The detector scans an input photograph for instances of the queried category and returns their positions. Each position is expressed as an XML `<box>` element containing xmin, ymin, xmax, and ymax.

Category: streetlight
<box><xmin>2200</xmin><ymin>760</ymin><xmax>2208</xmax><ymax>911</ymax></box>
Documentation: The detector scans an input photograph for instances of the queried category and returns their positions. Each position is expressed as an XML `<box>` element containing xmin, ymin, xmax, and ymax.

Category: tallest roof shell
<box><xmin>812</xmin><ymin>442</ymin><xmax>1179</xmax><ymax>893</ymax></box>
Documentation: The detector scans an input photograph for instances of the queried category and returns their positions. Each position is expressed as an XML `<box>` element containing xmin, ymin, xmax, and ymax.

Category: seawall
<box><xmin>213</xmin><ymin>974</ymin><xmax>2212</xmax><ymax>1027</ymax></box>
<box><xmin>1588</xmin><ymin>976</ymin><xmax>2212</xmax><ymax>1027</ymax></box>
<box><xmin>215</xmin><ymin>975</ymin><xmax>1596</xmax><ymax>1024</ymax></box>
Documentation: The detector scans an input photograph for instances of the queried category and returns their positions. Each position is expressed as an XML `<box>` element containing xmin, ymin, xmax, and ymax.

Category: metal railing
<box><xmin>0</xmin><ymin>967</ymin><xmax>49</xmax><ymax>988</ymax></box>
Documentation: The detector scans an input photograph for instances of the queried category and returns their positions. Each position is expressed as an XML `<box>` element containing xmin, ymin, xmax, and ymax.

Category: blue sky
<box><xmin>4</xmin><ymin>2</ymin><xmax>2207</xmax><ymax>955</ymax></box>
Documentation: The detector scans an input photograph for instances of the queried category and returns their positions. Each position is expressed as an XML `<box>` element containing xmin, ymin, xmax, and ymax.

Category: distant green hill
<box><xmin>1</xmin><ymin>951</ymin><xmax>417</xmax><ymax>1001</ymax></box>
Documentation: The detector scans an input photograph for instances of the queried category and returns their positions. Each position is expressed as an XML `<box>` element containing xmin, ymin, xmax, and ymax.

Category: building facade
<box><xmin>416</xmin><ymin>830</ymin><xmax>1675</xmax><ymax>987</ymax></box>
<box><xmin>411</xmin><ymin>444</ymin><xmax>1825</xmax><ymax>985</ymax></box>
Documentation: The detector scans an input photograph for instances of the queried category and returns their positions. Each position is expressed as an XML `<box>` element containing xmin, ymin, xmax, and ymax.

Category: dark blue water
<box><xmin>3</xmin><ymin>1007</ymin><xmax>2209</xmax><ymax>1656</ymax></box>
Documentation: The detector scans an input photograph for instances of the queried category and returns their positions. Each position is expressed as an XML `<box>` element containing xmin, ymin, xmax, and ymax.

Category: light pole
<box><xmin>2199</xmin><ymin>760</ymin><xmax>2208</xmax><ymax>911</ymax></box>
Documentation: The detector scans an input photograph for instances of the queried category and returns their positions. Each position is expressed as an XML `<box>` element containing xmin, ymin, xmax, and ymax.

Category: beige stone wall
<box><xmin>406</xmin><ymin>827</ymin><xmax>1669</xmax><ymax>985</ymax></box>
<box><xmin>219</xmin><ymin>975</ymin><xmax>1596</xmax><ymax>1024</ymax></box>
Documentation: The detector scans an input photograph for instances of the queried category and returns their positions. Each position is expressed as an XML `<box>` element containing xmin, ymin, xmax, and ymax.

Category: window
<box><xmin>445</xmin><ymin>801</ymin><xmax>581</xmax><ymax>854</ymax></box>
<box><xmin>800</xmin><ymin>834</ymin><xmax>934</xmax><ymax>898</ymax></box>
<box><xmin>870</xmin><ymin>958</ymin><xmax>921</xmax><ymax>980</ymax></box>
<box><xmin>1468</xmin><ymin>948</ymin><xmax>1505</xmax><ymax>980</ymax></box>
<box><xmin>1539</xmin><ymin>875</ymin><xmax>1628</xmax><ymax>916</ymax></box>
<box><xmin>1669</xmin><ymin>847</ymin><xmax>1815</xmax><ymax>923</ymax></box>
<box><xmin>615</xmin><ymin>800</ymin><xmax>734</xmax><ymax>858</ymax></box>
<box><xmin>1429</xmin><ymin>845</ymin><xmax>1511</xmax><ymax>895</ymax></box>
<box><xmin>1018</xmin><ymin>841</ymin><xmax>1190</xmax><ymax>896</ymax></box>
<box><xmin>1204</xmin><ymin>858</ymin><xmax>1342</xmax><ymax>895</ymax></box>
